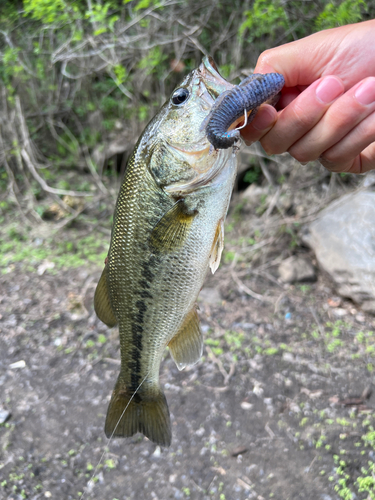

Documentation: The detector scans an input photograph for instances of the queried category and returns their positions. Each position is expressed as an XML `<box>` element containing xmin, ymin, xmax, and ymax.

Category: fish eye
<box><xmin>171</xmin><ymin>88</ymin><xmax>190</xmax><ymax>106</ymax></box>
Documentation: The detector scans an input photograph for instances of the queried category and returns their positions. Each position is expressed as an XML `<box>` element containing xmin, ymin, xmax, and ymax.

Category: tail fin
<box><xmin>104</xmin><ymin>376</ymin><xmax>171</xmax><ymax>447</ymax></box>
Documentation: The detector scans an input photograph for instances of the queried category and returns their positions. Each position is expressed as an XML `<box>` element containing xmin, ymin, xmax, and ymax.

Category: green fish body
<box><xmin>94</xmin><ymin>57</ymin><xmax>238</xmax><ymax>446</ymax></box>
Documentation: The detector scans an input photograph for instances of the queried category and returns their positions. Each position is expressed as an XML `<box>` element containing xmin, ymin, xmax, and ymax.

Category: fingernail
<box><xmin>252</xmin><ymin>106</ymin><xmax>275</xmax><ymax>131</ymax></box>
<box><xmin>316</xmin><ymin>77</ymin><xmax>344</xmax><ymax>104</ymax></box>
<box><xmin>355</xmin><ymin>78</ymin><xmax>375</xmax><ymax>105</ymax></box>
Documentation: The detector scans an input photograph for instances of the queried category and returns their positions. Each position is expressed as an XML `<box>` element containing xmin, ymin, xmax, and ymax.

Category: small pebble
<box><xmin>0</xmin><ymin>408</ymin><xmax>11</xmax><ymax>424</ymax></box>
<box><xmin>240</xmin><ymin>401</ymin><xmax>253</xmax><ymax>410</ymax></box>
<box><xmin>9</xmin><ymin>360</ymin><xmax>26</xmax><ymax>369</ymax></box>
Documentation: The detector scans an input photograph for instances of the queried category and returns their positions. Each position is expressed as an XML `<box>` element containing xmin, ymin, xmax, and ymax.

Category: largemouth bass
<box><xmin>94</xmin><ymin>56</ymin><xmax>282</xmax><ymax>447</ymax></box>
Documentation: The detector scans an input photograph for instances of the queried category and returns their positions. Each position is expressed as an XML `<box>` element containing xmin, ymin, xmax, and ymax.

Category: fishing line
<box><xmin>81</xmin><ymin>370</ymin><xmax>150</xmax><ymax>500</ymax></box>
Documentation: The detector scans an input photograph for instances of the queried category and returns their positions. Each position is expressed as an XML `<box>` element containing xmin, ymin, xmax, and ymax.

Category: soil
<box><xmin>1</xmin><ymin>158</ymin><xmax>374</xmax><ymax>500</ymax></box>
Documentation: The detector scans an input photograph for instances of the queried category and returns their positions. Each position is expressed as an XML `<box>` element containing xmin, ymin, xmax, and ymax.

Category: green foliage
<box><xmin>239</xmin><ymin>0</ymin><xmax>288</xmax><ymax>41</ymax></box>
<box><xmin>23</xmin><ymin>0</ymin><xmax>79</xmax><ymax>24</ymax></box>
<box><xmin>85</xmin><ymin>2</ymin><xmax>119</xmax><ymax>35</ymax></box>
<box><xmin>112</xmin><ymin>64</ymin><xmax>127</xmax><ymax>85</ymax></box>
<box><xmin>0</xmin><ymin>0</ymin><xmax>373</xmax><ymax>221</ymax></box>
<box><xmin>243</xmin><ymin>165</ymin><xmax>261</xmax><ymax>185</ymax></box>
<box><xmin>138</xmin><ymin>47</ymin><xmax>167</xmax><ymax>76</ymax></box>
<box><xmin>316</xmin><ymin>0</ymin><xmax>366</xmax><ymax>30</ymax></box>
<box><xmin>132</xmin><ymin>0</ymin><xmax>160</xmax><ymax>11</ymax></box>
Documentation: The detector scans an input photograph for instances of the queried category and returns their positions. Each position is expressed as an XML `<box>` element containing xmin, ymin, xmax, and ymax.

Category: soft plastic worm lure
<box><xmin>202</xmin><ymin>73</ymin><xmax>285</xmax><ymax>150</ymax></box>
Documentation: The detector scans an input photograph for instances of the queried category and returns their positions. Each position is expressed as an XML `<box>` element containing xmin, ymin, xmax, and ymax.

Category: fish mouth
<box><xmin>164</xmin><ymin>56</ymin><xmax>237</xmax><ymax>195</ymax></box>
<box><xmin>198</xmin><ymin>56</ymin><xmax>234</xmax><ymax>99</ymax></box>
<box><xmin>172</xmin><ymin>56</ymin><xmax>235</xmax><ymax>147</ymax></box>
<box><xmin>170</xmin><ymin>56</ymin><xmax>235</xmax><ymax>156</ymax></box>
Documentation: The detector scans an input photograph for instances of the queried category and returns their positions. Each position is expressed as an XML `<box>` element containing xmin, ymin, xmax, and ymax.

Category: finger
<box><xmin>254</xmin><ymin>21</ymin><xmax>375</xmax><ymax>89</ymax></box>
<box><xmin>319</xmin><ymin>111</ymin><xmax>375</xmax><ymax>173</ymax></box>
<box><xmin>320</xmin><ymin>142</ymin><xmax>375</xmax><ymax>174</ymax></box>
<box><xmin>260</xmin><ymin>76</ymin><xmax>345</xmax><ymax>155</ymax></box>
<box><xmin>360</xmin><ymin>142</ymin><xmax>375</xmax><ymax>173</ymax></box>
<box><xmin>241</xmin><ymin>88</ymin><xmax>302</xmax><ymax>145</ymax></box>
<box><xmin>289</xmin><ymin>77</ymin><xmax>375</xmax><ymax>163</ymax></box>
<box><xmin>254</xmin><ymin>29</ymin><xmax>348</xmax><ymax>87</ymax></box>
<box><xmin>240</xmin><ymin>104</ymin><xmax>277</xmax><ymax>145</ymax></box>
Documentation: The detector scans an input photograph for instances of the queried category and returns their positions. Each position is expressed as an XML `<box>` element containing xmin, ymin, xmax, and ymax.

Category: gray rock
<box><xmin>0</xmin><ymin>407</ymin><xmax>11</xmax><ymax>424</ymax></box>
<box><xmin>198</xmin><ymin>287</ymin><xmax>222</xmax><ymax>304</ymax></box>
<box><xmin>278</xmin><ymin>256</ymin><xmax>316</xmax><ymax>283</ymax></box>
<box><xmin>302</xmin><ymin>189</ymin><xmax>375</xmax><ymax>313</ymax></box>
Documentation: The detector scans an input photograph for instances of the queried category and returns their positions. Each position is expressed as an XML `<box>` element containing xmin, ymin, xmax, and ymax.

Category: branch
<box><xmin>21</xmin><ymin>149</ymin><xmax>91</xmax><ymax>197</ymax></box>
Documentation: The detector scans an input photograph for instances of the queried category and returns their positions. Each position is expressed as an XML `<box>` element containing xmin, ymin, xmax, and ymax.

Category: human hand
<box><xmin>241</xmin><ymin>20</ymin><xmax>375</xmax><ymax>173</ymax></box>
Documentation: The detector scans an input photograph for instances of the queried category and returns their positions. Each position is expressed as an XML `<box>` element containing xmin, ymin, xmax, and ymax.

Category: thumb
<box><xmin>254</xmin><ymin>27</ymin><xmax>351</xmax><ymax>88</ymax></box>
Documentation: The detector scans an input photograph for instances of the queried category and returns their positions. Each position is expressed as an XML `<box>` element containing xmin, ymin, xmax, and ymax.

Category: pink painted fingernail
<box><xmin>316</xmin><ymin>77</ymin><xmax>344</xmax><ymax>104</ymax></box>
<box><xmin>252</xmin><ymin>106</ymin><xmax>275</xmax><ymax>131</ymax></box>
<box><xmin>355</xmin><ymin>78</ymin><xmax>375</xmax><ymax>105</ymax></box>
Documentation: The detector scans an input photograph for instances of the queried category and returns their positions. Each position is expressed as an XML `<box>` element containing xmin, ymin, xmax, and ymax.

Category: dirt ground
<box><xmin>1</xmin><ymin>158</ymin><xmax>375</xmax><ymax>500</ymax></box>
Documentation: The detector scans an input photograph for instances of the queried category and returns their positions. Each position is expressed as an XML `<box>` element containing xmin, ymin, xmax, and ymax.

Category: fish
<box><xmin>94</xmin><ymin>56</ymin><xmax>284</xmax><ymax>447</ymax></box>
<box><xmin>202</xmin><ymin>72</ymin><xmax>285</xmax><ymax>149</ymax></box>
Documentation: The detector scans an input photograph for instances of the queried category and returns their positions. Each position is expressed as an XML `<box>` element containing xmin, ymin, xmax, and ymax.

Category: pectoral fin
<box><xmin>168</xmin><ymin>307</ymin><xmax>203</xmax><ymax>371</ymax></box>
<box><xmin>209</xmin><ymin>219</ymin><xmax>224</xmax><ymax>274</ymax></box>
<box><xmin>94</xmin><ymin>266</ymin><xmax>117</xmax><ymax>327</ymax></box>
<box><xmin>149</xmin><ymin>199</ymin><xmax>197</xmax><ymax>252</ymax></box>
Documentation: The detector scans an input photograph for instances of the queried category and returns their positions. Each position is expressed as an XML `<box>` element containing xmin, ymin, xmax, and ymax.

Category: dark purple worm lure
<box><xmin>203</xmin><ymin>73</ymin><xmax>285</xmax><ymax>150</ymax></box>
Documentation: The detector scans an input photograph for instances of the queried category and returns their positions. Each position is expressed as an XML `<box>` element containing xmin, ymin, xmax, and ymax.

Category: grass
<box><xmin>310</xmin><ymin>414</ymin><xmax>375</xmax><ymax>500</ymax></box>
<box><xmin>1</xmin><ymin>224</ymin><xmax>108</xmax><ymax>273</ymax></box>
<box><xmin>202</xmin><ymin>312</ymin><xmax>375</xmax><ymax>499</ymax></box>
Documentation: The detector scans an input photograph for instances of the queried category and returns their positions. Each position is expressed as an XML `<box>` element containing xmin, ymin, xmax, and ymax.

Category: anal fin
<box><xmin>209</xmin><ymin>219</ymin><xmax>224</xmax><ymax>274</ymax></box>
<box><xmin>168</xmin><ymin>307</ymin><xmax>203</xmax><ymax>371</ymax></box>
<box><xmin>105</xmin><ymin>376</ymin><xmax>171</xmax><ymax>447</ymax></box>
<box><xmin>94</xmin><ymin>266</ymin><xmax>117</xmax><ymax>327</ymax></box>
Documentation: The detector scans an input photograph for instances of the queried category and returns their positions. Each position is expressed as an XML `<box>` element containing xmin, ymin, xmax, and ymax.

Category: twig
<box><xmin>263</xmin><ymin>186</ymin><xmax>281</xmax><ymax>218</ymax></box>
<box><xmin>310</xmin><ymin>306</ymin><xmax>325</xmax><ymax>337</ymax></box>
<box><xmin>237</xmin><ymin>478</ymin><xmax>252</xmax><ymax>491</ymax></box>
<box><xmin>21</xmin><ymin>149</ymin><xmax>91</xmax><ymax>197</ymax></box>
<box><xmin>231</xmin><ymin>270</ymin><xmax>268</xmax><ymax>302</ymax></box>
<box><xmin>306</xmin><ymin>455</ymin><xmax>317</xmax><ymax>473</ymax></box>
<box><xmin>69</xmin><ymin>113</ymin><xmax>108</xmax><ymax>194</ymax></box>
<box><xmin>265</xmin><ymin>422</ymin><xmax>275</xmax><ymax>439</ymax></box>
<box><xmin>259</xmin><ymin>155</ymin><xmax>274</xmax><ymax>186</ymax></box>
<box><xmin>205</xmin><ymin>345</ymin><xmax>233</xmax><ymax>385</ymax></box>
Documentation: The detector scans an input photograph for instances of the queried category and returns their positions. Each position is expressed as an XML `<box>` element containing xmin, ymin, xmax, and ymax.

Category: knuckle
<box><xmin>322</xmin><ymin>148</ymin><xmax>343</xmax><ymax>164</ymax></box>
<box><xmin>261</xmin><ymin>139</ymin><xmax>280</xmax><ymax>155</ymax></box>
<box><xmin>318</xmin><ymin>153</ymin><xmax>347</xmax><ymax>172</ymax></box>
<box><xmin>288</xmin><ymin>145</ymin><xmax>313</xmax><ymax>164</ymax></box>
<box><xmin>291</xmin><ymin>102</ymin><xmax>316</xmax><ymax>130</ymax></box>
<box><xmin>318</xmin><ymin>156</ymin><xmax>335</xmax><ymax>170</ymax></box>
<box><xmin>257</xmin><ymin>49</ymin><xmax>273</xmax><ymax>66</ymax></box>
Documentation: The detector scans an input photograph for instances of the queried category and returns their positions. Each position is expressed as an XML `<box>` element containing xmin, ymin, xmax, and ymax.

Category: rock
<box><xmin>240</xmin><ymin>401</ymin><xmax>253</xmax><ymax>410</ymax></box>
<box><xmin>198</xmin><ymin>287</ymin><xmax>222</xmax><ymax>304</ymax></box>
<box><xmin>0</xmin><ymin>407</ymin><xmax>11</xmax><ymax>424</ymax></box>
<box><xmin>302</xmin><ymin>189</ymin><xmax>375</xmax><ymax>313</ymax></box>
<box><xmin>9</xmin><ymin>359</ymin><xmax>26</xmax><ymax>369</ymax></box>
<box><xmin>278</xmin><ymin>256</ymin><xmax>316</xmax><ymax>283</ymax></box>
